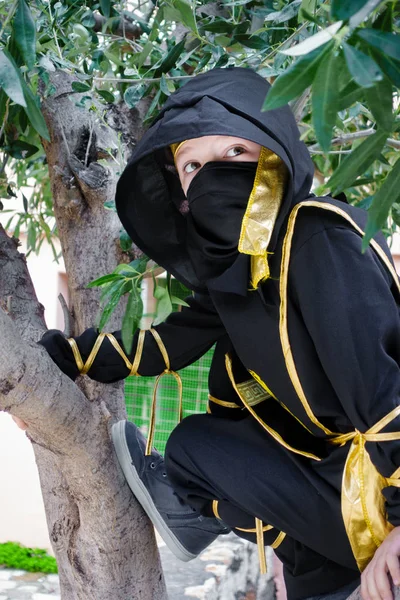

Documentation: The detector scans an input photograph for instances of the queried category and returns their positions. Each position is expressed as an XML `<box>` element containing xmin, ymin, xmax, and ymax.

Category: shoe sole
<box><xmin>111</xmin><ymin>420</ymin><xmax>197</xmax><ymax>562</ymax></box>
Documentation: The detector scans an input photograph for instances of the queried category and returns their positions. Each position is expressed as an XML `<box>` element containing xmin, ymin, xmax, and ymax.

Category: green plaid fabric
<box><xmin>125</xmin><ymin>347</ymin><xmax>214</xmax><ymax>454</ymax></box>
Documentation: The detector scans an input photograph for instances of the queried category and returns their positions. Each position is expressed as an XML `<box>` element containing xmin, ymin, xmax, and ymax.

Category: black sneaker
<box><xmin>111</xmin><ymin>419</ymin><xmax>230</xmax><ymax>562</ymax></box>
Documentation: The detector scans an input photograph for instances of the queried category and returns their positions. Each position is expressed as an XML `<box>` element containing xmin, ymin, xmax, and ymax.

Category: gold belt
<box><xmin>329</xmin><ymin>404</ymin><xmax>400</xmax><ymax>571</ymax></box>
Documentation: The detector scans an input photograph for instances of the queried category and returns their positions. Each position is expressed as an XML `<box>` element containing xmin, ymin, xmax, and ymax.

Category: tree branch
<box><xmin>93</xmin><ymin>13</ymin><xmax>141</xmax><ymax>40</ymax></box>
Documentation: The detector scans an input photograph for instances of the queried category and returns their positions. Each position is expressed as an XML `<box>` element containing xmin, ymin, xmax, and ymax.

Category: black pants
<box><xmin>164</xmin><ymin>413</ymin><xmax>360</xmax><ymax>600</ymax></box>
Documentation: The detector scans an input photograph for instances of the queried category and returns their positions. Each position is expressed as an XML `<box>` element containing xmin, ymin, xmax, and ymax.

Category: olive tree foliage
<box><xmin>0</xmin><ymin>2</ymin><xmax>398</xmax><ymax>597</ymax></box>
<box><xmin>0</xmin><ymin>0</ymin><xmax>399</xmax><ymax>348</ymax></box>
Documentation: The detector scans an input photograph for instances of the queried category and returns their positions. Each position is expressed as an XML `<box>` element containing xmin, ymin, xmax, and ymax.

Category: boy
<box><xmin>37</xmin><ymin>67</ymin><xmax>400</xmax><ymax>600</ymax></box>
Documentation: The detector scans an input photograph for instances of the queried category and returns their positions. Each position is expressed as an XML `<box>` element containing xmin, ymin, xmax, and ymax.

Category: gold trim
<box><xmin>149</xmin><ymin>328</ymin><xmax>171</xmax><ymax>370</ymax></box>
<box><xmin>271</xmin><ymin>531</ymin><xmax>286</xmax><ymax>549</ymax></box>
<box><xmin>67</xmin><ymin>338</ymin><xmax>84</xmax><ymax>373</ymax></box>
<box><xmin>170</xmin><ymin>140</ymin><xmax>188</xmax><ymax>158</ymax></box>
<box><xmin>248</xmin><ymin>370</ymin><xmax>277</xmax><ymax>399</ymax></box>
<box><xmin>249</xmin><ymin>369</ymin><xmax>313</xmax><ymax>434</ymax></box>
<box><xmin>279</xmin><ymin>200</ymin><xmax>400</xmax><ymax>571</ymax></box>
<box><xmin>279</xmin><ymin>200</ymin><xmax>400</xmax><ymax>435</ymax></box>
<box><xmin>208</xmin><ymin>395</ymin><xmax>241</xmax><ymax>409</ymax></box>
<box><xmin>236</xmin><ymin>523</ymin><xmax>274</xmax><ymax>533</ymax></box>
<box><xmin>212</xmin><ymin>499</ymin><xmax>221</xmax><ymax>520</ymax></box>
<box><xmin>238</xmin><ymin>146</ymin><xmax>288</xmax><ymax>289</ymax></box>
<box><xmin>225</xmin><ymin>353</ymin><xmax>321</xmax><ymax>461</ymax></box>
<box><xmin>130</xmin><ymin>329</ymin><xmax>145</xmax><ymax>376</ymax></box>
<box><xmin>145</xmin><ymin>328</ymin><xmax>183</xmax><ymax>456</ymax></box>
<box><xmin>67</xmin><ymin>331</ymin><xmax>145</xmax><ymax>377</ymax></box>
<box><xmin>329</xmin><ymin>405</ymin><xmax>400</xmax><ymax>571</ymax></box>
<box><xmin>255</xmin><ymin>518</ymin><xmax>267</xmax><ymax>574</ymax></box>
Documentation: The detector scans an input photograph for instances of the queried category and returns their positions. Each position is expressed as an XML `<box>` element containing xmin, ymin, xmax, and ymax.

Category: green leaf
<box><xmin>81</xmin><ymin>10</ymin><xmax>96</xmax><ymax>27</ymax></box>
<box><xmin>21</xmin><ymin>81</ymin><xmax>50</xmax><ymax>140</ymax></box>
<box><xmin>0</xmin><ymin>50</ymin><xmax>26</xmax><ymax>107</ymax></box>
<box><xmin>348</xmin><ymin>0</ymin><xmax>384</xmax><ymax>28</ymax></box>
<box><xmin>100</xmin><ymin>0</ymin><xmax>111</xmax><ymax>18</ymax></box>
<box><xmin>124</xmin><ymin>84</ymin><xmax>146</xmax><ymax>108</ymax></box>
<box><xmin>160</xmin><ymin>74</ymin><xmax>174</xmax><ymax>96</ymax></box>
<box><xmin>327</xmin><ymin>129</ymin><xmax>388</xmax><ymax>194</ymax></box>
<box><xmin>263</xmin><ymin>43</ymin><xmax>332</xmax><ymax>111</ymax></box>
<box><xmin>196</xmin><ymin>51</ymin><xmax>212</xmax><ymax>71</ymax></box>
<box><xmin>337</xmin><ymin>80</ymin><xmax>364</xmax><ymax>111</ymax></box>
<box><xmin>87</xmin><ymin>273</ymin><xmax>122</xmax><ymax>288</ymax></box>
<box><xmin>144</xmin><ymin>88</ymin><xmax>161</xmax><ymax>121</ymax></box>
<box><xmin>71</xmin><ymin>81</ymin><xmax>91</xmax><ymax>93</ymax></box>
<box><xmin>298</xmin><ymin>0</ymin><xmax>317</xmax><ymax>22</ymax></box>
<box><xmin>173</xmin><ymin>0</ymin><xmax>197</xmax><ymax>34</ymax></box>
<box><xmin>264</xmin><ymin>0</ymin><xmax>301</xmax><ymax>23</ymax></box>
<box><xmin>96</xmin><ymin>89</ymin><xmax>115</xmax><ymax>103</ymax></box>
<box><xmin>170</xmin><ymin>295</ymin><xmax>190</xmax><ymax>307</ymax></box>
<box><xmin>202</xmin><ymin>19</ymin><xmax>236</xmax><ymax>34</ymax></box>
<box><xmin>13</xmin><ymin>0</ymin><xmax>36</xmax><ymax>71</ymax></box>
<box><xmin>371</xmin><ymin>52</ymin><xmax>400</xmax><ymax>88</ymax></box>
<box><xmin>119</xmin><ymin>229</ymin><xmax>132</xmax><ymax>251</ymax></box>
<box><xmin>364</xmin><ymin>77</ymin><xmax>394</xmax><ymax>132</ymax></box>
<box><xmin>129</xmin><ymin>257</ymin><xmax>149</xmax><ymax>274</ymax></box>
<box><xmin>98</xmin><ymin>280</ymin><xmax>129</xmax><ymax>331</ymax></box>
<box><xmin>22</xmin><ymin>193</ymin><xmax>28</xmax><ymax>213</ymax></box>
<box><xmin>154</xmin><ymin>38</ymin><xmax>186</xmax><ymax>77</ymax></box>
<box><xmin>357</xmin><ymin>29</ymin><xmax>400</xmax><ymax>62</ymax></box>
<box><xmin>363</xmin><ymin>158</ymin><xmax>400</xmax><ymax>250</ymax></box>
<box><xmin>214</xmin><ymin>54</ymin><xmax>229</xmax><ymax>68</ymax></box>
<box><xmin>312</xmin><ymin>51</ymin><xmax>340</xmax><ymax>152</ymax></box>
<box><xmin>121</xmin><ymin>284</ymin><xmax>143</xmax><ymax>355</ymax></box>
<box><xmin>343</xmin><ymin>42</ymin><xmax>383</xmax><ymax>88</ymax></box>
<box><xmin>152</xmin><ymin>282</ymin><xmax>173</xmax><ymax>326</ymax></box>
<box><xmin>7</xmin><ymin>140</ymin><xmax>38</xmax><ymax>159</ymax></box>
<box><xmin>136</xmin><ymin>41</ymin><xmax>153</xmax><ymax>69</ymax></box>
<box><xmin>332</xmin><ymin>0</ymin><xmax>370</xmax><ymax>21</ymax></box>
<box><xmin>280</xmin><ymin>22</ymin><xmax>343</xmax><ymax>57</ymax></box>
<box><xmin>233</xmin><ymin>34</ymin><xmax>268</xmax><ymax>50</ymax></box>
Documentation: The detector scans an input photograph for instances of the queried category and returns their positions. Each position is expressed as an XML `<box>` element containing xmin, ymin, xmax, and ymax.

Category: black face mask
<box><xmin>185</xmin><ymin>161</ymin><xmax>258</xmax><ymax>284</ymax></box>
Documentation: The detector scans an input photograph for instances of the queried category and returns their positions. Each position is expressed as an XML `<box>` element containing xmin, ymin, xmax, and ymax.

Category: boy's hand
<box><xmin>361</xmin><ymin>527</ymin><xmax>400</xmax><ymax>600</ymax></box>
<box><xmin>12</xmin><ymin>416</ymin><xmax>28</xmax><ymax>430</ymax></box>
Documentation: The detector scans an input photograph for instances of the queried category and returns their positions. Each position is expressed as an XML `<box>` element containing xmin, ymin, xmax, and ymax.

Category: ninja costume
<box><xmin>40</xmin><ymin>67</ymin><xmax>400</xmax><ymax>600</ymax></box>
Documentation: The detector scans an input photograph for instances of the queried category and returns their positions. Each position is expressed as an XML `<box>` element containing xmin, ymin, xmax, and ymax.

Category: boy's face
<box><xmin>174</xmin><ymin>135</ymin><xmax>262</xmax><ymax>196</ymax></box>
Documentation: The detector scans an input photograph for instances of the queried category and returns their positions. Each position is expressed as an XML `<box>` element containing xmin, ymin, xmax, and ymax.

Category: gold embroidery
<box><xmin>238</xmin><ymin>147</ymin><xmax>288</xmax><ymax>289</ymax></box>
<box><xmin>225</xmin><ymin>354</ymin><xmax>321</xmax><ymax>461</ymax></box>
<box><xmin>235</xmin><ymin>379</ymin><xmax>271</xmax><ymax>407</ymax></box>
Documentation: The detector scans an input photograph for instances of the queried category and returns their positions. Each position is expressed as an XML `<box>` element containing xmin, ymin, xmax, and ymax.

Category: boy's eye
<box><xmin>184</xmin><ymin>161</ymin><xmax>200</xmax><ymax>174</ymax></box>
<box><xmin>226</xmin><ymin>146</ymin><xmax>246</xmax><ymax>157</ymax></box>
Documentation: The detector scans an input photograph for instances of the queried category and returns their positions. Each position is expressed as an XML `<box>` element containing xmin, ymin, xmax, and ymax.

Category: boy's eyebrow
<box><xmin>175</xmin><ymin>143</ymin><xmax>195</xmax><ymax>160</ymax></box>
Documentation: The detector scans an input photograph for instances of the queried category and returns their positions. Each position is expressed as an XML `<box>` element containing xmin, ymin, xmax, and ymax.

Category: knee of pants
<box><xmin>165</xmin><ymin>413</ymin><xmax>210</xmax><ymax>470</ymax></box>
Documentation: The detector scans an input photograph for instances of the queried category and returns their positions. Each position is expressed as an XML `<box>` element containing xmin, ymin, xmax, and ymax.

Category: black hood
<box><xmin>115</xmin><ymin>67</ymin><xmax>315</xmax><ymax>292</ymax></box>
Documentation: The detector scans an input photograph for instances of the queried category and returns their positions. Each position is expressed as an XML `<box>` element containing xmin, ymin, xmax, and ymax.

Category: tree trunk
<box><xmin>0</xmin><ymin>70</ymin><xmax>167</xmax><ymax>600</ymax></box>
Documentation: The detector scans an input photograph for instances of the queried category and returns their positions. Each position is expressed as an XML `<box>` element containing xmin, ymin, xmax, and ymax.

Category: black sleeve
<box><xmin>289</xmin><ymin>224</ymin><xmax>400</xmax><ymax>527</ymax></box>
<box><xmin>39</xmin><ymin>292</ymin><xmax>225</xmax><ymax>384</ymax></box>
<box><xmin>207</xmin><ymin>336</ymin><xmax>247</xmax><ymax>419</ymax></box>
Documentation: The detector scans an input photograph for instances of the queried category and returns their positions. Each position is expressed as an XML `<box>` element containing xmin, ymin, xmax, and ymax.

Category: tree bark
<box><xmin>0</xmin><ymin>70</ymin><xmax>167</xmax><ymax>599</ymax></box>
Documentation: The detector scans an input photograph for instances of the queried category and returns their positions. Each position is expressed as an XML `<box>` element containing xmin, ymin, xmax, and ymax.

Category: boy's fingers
<box><xmin>12</xmin><ymin>416</ymin><xmax>28</xmax><ymax>430</ymax></box>
<box><xmin>372</xmin><ymin>559</ymin><xmax>393</xmax><ymax>600</ymax></box>
<box><xmin>387</xmin><ymin>554</ymin><xmax>400</xmax><ymax>588</ymax></box>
